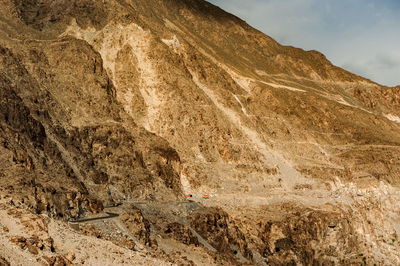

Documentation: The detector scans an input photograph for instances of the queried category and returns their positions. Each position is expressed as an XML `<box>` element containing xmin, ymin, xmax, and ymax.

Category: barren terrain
<box><xmin>0</xmin><ymin>0</ymin><xmax>399</xmax><ymax>265</ymax></box>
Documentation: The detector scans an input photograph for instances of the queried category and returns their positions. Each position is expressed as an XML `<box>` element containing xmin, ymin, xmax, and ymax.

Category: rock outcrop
<box><xmin>0</xmin><ymin>0</ymin><xmax>399</xmax><ymax>265</ymax></box>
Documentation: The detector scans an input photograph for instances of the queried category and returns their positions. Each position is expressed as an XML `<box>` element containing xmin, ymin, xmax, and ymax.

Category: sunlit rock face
<box><xmin>0</xmin><ymin>0</ymin><xmax>399</xmax><ymax>265</ymax></box>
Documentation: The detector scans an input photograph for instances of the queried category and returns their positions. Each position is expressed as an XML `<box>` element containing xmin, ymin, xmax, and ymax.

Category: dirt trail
<box><xmin>70</xmin><ymin>201</ymin><xmax>220</xmax><ymax>254</ymax></box>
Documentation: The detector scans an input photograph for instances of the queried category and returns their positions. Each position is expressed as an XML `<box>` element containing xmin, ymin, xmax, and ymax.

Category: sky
<box><xmin>208</xmin><ymin>0</ymin><xmax>400</xmax><ymax>86</ymax></box>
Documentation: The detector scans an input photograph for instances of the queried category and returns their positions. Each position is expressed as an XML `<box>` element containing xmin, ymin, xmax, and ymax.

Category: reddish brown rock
<box><xmin>120</xmin><ymin>208</ymin><xmax>152</xmax><ymax>247</ymax></box>
<box><xmin>164</xmin><ymin>222</ymin><xmax>200</xmax><ymax>246</ymax></box>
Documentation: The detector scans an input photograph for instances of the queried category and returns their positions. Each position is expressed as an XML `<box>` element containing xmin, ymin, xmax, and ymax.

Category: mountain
<box><xmin>1</xmin><ymin>0</ymin><xmax>399</xmax><ymax>265</ymax></box>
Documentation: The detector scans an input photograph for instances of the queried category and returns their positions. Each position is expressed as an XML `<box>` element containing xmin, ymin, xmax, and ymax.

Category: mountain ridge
<box><xmin>0</xmin><ymin>0</ymin><xmax>399</xmax><ymax>265</ymax></box>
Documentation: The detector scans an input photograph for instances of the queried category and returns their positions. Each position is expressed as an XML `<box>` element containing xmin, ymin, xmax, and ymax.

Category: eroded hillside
<box><xmin>0</xmin><ymin>0</ymin><xmax>399</xmax><ymax>265</ymax></box>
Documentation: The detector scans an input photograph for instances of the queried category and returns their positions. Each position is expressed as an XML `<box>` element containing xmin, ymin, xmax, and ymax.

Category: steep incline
<box><xmin>0</xmin><ymin>0</ymin><xmax>399</xmax><ymax>265</ymax></box>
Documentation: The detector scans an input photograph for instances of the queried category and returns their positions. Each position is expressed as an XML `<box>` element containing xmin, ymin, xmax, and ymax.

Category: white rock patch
<box><xmin>385</xmin><ymin>114</ymin><xmax>400</xmax><ymax>123</ymax></box>
<box><xmin>61</xmin><ymin>20</ymin><xmax>163</xmax><ymax>132</ymax></box>
<box><xmin>161</xmin><ymin>35</ymin><xmax>181</xmax><ymax>53</ymax></box>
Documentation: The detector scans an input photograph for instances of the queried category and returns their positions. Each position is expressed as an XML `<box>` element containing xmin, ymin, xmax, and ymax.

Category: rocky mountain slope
<box><xmin>0</xmin><ymin>0</ymin><xmax>399</xmax><ymax>265</ymax></box>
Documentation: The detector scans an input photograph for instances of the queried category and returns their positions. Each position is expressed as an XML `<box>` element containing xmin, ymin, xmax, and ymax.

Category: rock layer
<box><xmin>0</xmin><ymin>0</ymin><xmax>399</xmax><ymax>265</ymax></box>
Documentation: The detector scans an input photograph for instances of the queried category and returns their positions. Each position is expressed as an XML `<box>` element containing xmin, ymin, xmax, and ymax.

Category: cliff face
<box><xmin>1</xmin><ymin>0</ymin><xmax>399</xmax><ymax>265</ymax></box>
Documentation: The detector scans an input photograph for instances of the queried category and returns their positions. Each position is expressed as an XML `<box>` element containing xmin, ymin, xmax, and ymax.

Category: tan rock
<box><xmin>0</xmin><ymin>0</ymin><xmax>399</xmax><ymax>265</ymax></box>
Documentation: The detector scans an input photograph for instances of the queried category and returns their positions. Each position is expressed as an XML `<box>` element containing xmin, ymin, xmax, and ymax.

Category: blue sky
<box><xmin>208</xmin><ymin>0</ymin><xmax>400</xmax><ymax>86</ymax></box>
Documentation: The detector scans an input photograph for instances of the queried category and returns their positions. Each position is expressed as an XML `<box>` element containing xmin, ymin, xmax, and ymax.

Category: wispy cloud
<box><xmin>208</xmin><ymin>0</ymin><xmax>400</xmax><ymax>86</ymax></box>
